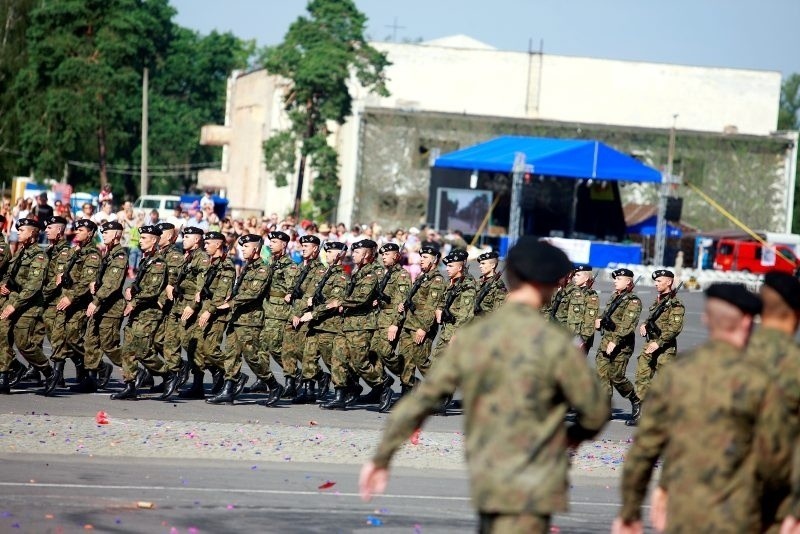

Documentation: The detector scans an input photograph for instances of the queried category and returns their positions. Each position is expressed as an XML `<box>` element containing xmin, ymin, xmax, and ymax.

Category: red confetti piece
<box><xmin>318</xmin><ymin>481</ymin><xmax>336</xmax><ymax>490</ymax></box>
<box><xmin>95</xmin><ymin>411</ymin><xmax>109</xmax><ymax>425</ymax></box>
<box><xmin>410</xmin><ymin>428</ymin><xmax>421</xmax><ymax>445</ymax></box>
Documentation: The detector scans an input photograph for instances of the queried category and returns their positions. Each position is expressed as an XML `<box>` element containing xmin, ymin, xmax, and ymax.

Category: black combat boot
<box><xmin>433</xmin><ymin>393</ymin><xmax>453</xmax><ymax>417</ymax></box>
<box><xmin>362</xmin><ymin>374</ymin><xmax>394</xmax><ymax>405</ymax></box>
<box><xmin>282</xmin><ymin>375</ymin><xmax>298</xmax><ymax>399</ymax></box>
<box><xmin>233</xmin><ymin>373</ymin><xmax>249</xmax><ymax>398</ymax></box>
<box><xmin>43</xmin><ymin>360</ymin><xmax>65</xmax><ymax>396</ymax></box>
<box><xmin>110</xmin><ymin>381</ymin><xmax>138</xmax><ymax>400</ymax></box>
<box><xmin>262</xmin><ymin>377</ymin><xmax>285</xmax><ymax>407</ymax></box>
<box><xmin>625</xmin><ymin>393</ymin><xmax>642</xmax><ymax>426</ymax></box>
<box><xmin>70</xmin><ymin>370</ymin><xmax>98</xmax><ymax>394</ymax></box>
<box><xmin>21</xmin><ymin>365</ymin><xmax>43</xmax><ymax>386</ymax></box>
<box><xmin>378</xmin><ymin>376</ymin><xmax>396</xmax><ymax>413</ymax></box>
<box><xmin>71</xmin><ymin>355</ymin><xmax>86</xmax><ymax>383</ymax></box>
<box><xmin>206</xmin><ymin>379</ymin><xmax>236</xmax><ymax>405</ymax></box>
<box><xmin>344</xmin><ymin>380</ymin><xmax>364</xmax><ymax>407</ymax></box>
<box><xmin>317</xmin><ymin>372</ymin><xmax>331</xmax><ymax>399</ymax></box>
<box><xmin>178</xmin><ymin>359</ymin><xmax>190</xmax><ymax>387</ymax></box>
<box><xmin>157</xmin><ymin>372</ymin><xmax>181</xmax><ymax>400</ymax></box>
<box><xmin>320</xmin><ymin>387</ymin><xmax>348</xmax><ymax>410</ymax></box>
<box><xmin>150</xmin><ymin>374</ymin><xmax>167</xmax><ymax>393</ymax></box>
<box><xmin>0</xmin><ymin>371</ymin><xmax>9</xmax><ymax>394</ymax></box>
<box><xmin>247</xmin><ymin>377</ymin><xmax>270</xmax><ymax>393</ymax></box>
<box><xmin>134</xmin><ymin>367</ymin><xmax>154</xmax><ymax>390</ymax></box>
<box><xmin>180</xmin><ymin>371</ymin><xmax>206</xmax><ymax>399</ymax></box>
<box><xmin>97</xmin><ymin>361</ymin><xmax>113</xmax><ymax>389</ymax></box>
<box><xmin>210</xmin><ymin>367</ymin><xmax>224</xmax><ymax>394</ymax></box>
<box><xmin>8</xmin><ymin>360</ymin><xmax>26</xmax><ymax>388</ymax></box>
<box><xmin>292</xmin><ymin>379</ymin><xmax>318</xmax><ymax>404</ymax></box>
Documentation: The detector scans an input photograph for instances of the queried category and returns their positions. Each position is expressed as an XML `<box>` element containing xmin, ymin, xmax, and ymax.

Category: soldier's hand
<box><xmin>89</xmin><ymin>282</ymin><xmax>96</xmax><ymax>295</ymax></box>
<box><xmin>198</xmin><ymin>310</ymin><xmax>211</xmax><ymax>328</ymax></box>
<box><xmin>780</xmin><ymin>516</ymin><xmax>800</xmax><ymax>534</ymax></box>
<box><xmin>327</xmin><ymin>299</ymin><xmax>340</xmax><ymax>310</ymax></box>
<box><xmin>0</xmin><ymin>304</ymin><xmax>15</xmax><ymax>320</ymax></box>
<box><xmin>55</xmin><ymin>273</ymin><xmax>62</xmax><ymax>286</ymax></box>
<box><xmin>413</xmin><ymin>328</ymin><xmax>426</xmax><ymax>344</ymax></box>
<box><xmin>359</xmin><ymin>461</ymin><xmax>389</xmax><ymax>502</ymax></box>
<box><xmin>644</xmin><ymin>341</ymin><xmax>659</xmax><ymax>354</ymax></box>
<box><xmin>56</xmin><ymin>296</ymin><xmax>71</xmax><ymax>311</ymax></box>
<box><xmin>166</xmin><ymin>285</ymin><xmax>175</xmax><ymax>300</ymax></box>
<box><xmin>307</xmin><ymin>297</ymin><xmax>313</xmax><ymax>308</ymax></box>
<box><xmin>611</xmin><ymin>517</ymin><xmax>643</xmax><ymax>534</ymax></box>
<box><xmin>638</xmin><ymin>324</ymin><xmax>647</xmax><ymax>337</ymax></box>
<box><xmin>123</xmin><ymin>303</ymin><xmax>134</xmax><ymax>316</ymax></box>
<box><xmin>397</xmin><ymin>303</ymin><xmax>404</xmax><ymax>313</ymax></box>
<box><xmin>86</xmin><ymin>302</ymin><xmax>98</xmax><ymax>318</ymax></box>
<box><xmin>284</xmin><ymin>294</ymin><xmax>292</xmax><ymax>303</ymax></box>
<box><xmin>650</xmin><ymin>486</ymin><xmax>668</xmax><ymax>532</ymax></box>
<box><xmin>181</xmin><ymin>306</ymin><xmax>195</xmax><ymax>322</ymax></box>
<box><xmin>435</xmin><ymin>309</ymin><xmax>442</xmax><ymax>323</ymax></box>
<box><xmin>124</xmin><ymin>287</ymin><xmax>132</xmax><ymax>301</ymax></box>
<box><xmin>300</xmin><ymin>312</ymin><xmax>313</xmax><ymax>323</ymax></box>
<box><xmin>387</xmin><ymin>325</ymin><xmax>398</xmax><ymax>342</ymax></box>
<box><xmin>372</xmin><ymin>299</ymin><xmax>378</xmax><ymax>308</ymax></box>
<box><xmin>216</xmin><ymin>302</ymin><xmax>231</xmax><ymax>310</ymax></box>
<box><xmin>292</xmin><ymin>315</ymin><xmax>301</xmax><ymax>328</ymax></box>
<box><xmin>0</xmin><ymin>285</ymin><xmax>8</xmax><ymax>296</ymax></box>
<box><xmin>195</xmin><ymin>292</ymin><xmax>201</xmax><ymax>303</ymax></box>
<box><xmin>595</xmin><ymin>318</ymin><xmax>601</xmax><ymax>330</ymax></box>
<box><xmin>606</xmin><ymin>341</ymin><xmax>617</xmax><ymax>353</ymax></box>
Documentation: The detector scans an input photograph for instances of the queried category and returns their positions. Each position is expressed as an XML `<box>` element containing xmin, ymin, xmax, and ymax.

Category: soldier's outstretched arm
<box><xmin>555</xmin><ymin>340</ymin><xmax>609</xmax><ymax>440</ymax></box>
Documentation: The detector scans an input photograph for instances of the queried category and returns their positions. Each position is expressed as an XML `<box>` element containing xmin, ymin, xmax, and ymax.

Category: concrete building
<box><xmin>198</xmin><ymin>35</ymin><xmax>794</xmax><ymax>232</ymax></box>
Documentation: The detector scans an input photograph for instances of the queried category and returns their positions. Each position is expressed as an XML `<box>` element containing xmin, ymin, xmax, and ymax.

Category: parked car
<box><xmin>132</xmin><ymin>195</ymin><xmax>181</xmax><ymax>217</ymax></box>
<box><xmin>713</xmin><ymin>238</ymin><xmax>800</xmax><ymax>274</ymax></box>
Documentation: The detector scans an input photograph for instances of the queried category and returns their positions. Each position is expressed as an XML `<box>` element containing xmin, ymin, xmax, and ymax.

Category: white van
<box><xmin>132</xmin><ymin>195</ymin><xmax>181</xmax><ymax>217</ymax></box>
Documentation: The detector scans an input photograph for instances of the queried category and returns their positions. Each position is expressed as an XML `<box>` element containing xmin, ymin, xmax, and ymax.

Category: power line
<box><xmin>66</xmin><ymin>160</ymin><xmax>220</xmax><ymax>177</ymax></box>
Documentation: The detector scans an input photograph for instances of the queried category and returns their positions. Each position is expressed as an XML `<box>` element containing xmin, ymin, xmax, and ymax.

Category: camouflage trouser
<box><xmin>42</xmin><ymin>305</ymin><xmax>67</xmax><ymax>362</ymax></box>
<box><xmin>153</xmin><ymin>305</ymin><xmax>188</xmax><ymax>373</ymax></box>
<box><xmin>224</xmin><ymin>324</ymin><xmax>267</xmax><ymax>380</ymax></box>
<box><xmin>281</xmin><ymin>322</ymin><xmax>308</xmax><ymax>377</ymax></box>
<box><xmin>256</xmin><ymin>317</ymin><xmax>287</xmax><ymax>381</ymax></box>
<box><xmin>478</xmin><ymin>512</ymin><xmax>550</xmax><ymax>534</ymax></box>
<box><xmin>83</xmin><ymin>315</ymin><xmax>123</xmax><ymax>370</ymax></box>
<box><xmin>300</xmin><ymin>330</ymin><xmax>336</xmax><ymax>380</ymax></box>
<box><xmin>634</xmin><ymin>346</ymin><xmax>677</xmax><ymax>400</ymax></box>
<box><xmin>63</xmin><ymin>305</ymin><xmax>89</xmax><ymax>362</ymax></box>
<box><xmin>428</xmin><ymin>325</ymin><xmax>455</xmax><ymax>370</ymax></box>
<box><xmin>595</xmin><ymin>348</ymin><xmax>635</xmax><ymax>400</ymax></box>
<box><xmin>193</xmin><ymin>319</ymin><xmax>228</xmax><ymax>371</ymax></box>
<box><xmin>0</xmin><ymin>297</ymin><xmax>15</xmax><ymax>372</ymax></box>
<box><xmin>368</xmin><ymin>326</ymin><xmax>403</xmax><ymax>377</ymax></box>
<box><xmin>121</xmin><ymin>308</ymin><xmax>167</xmax><ymax>382</ymax></box>
<box><xmin>398</xmin><ymin>328</ymin><xmax>434</xmax><ymax>386</ymax></box>
<box><xmin>330</xmin><ymin>329</ymin><xmax>382</xmax><ymax>388</ymax></box>
<box><xmin>13</xmin><ymin>315</ymin><xmax>48</xmax><ymax>370</ymax></box>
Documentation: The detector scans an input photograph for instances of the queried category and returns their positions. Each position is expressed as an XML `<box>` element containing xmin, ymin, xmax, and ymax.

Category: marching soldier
<box><xmin>473</xmin><ymin>251</ymin><xmax>506</xmax><ymax>318</ymax></box>
<box><xmin>630</xmin><ymin>269</ymin><xmax>684</xmax><ymax>426</ymax></box>
<box><xmin>430</xmin><ymin>249</ymin><xmax>477</xmax><ymax>365</ymax></box>
<box><xmin>367</xmin><ymin>243</ymin><xmax>411</xmax><ymax>399</ymax></box>
<box><xmin>544</xmin><ymin>273</ymin><xmax>575</xmax><ymax>325</ymax></box>
<box><xmin>0</xmin><ymin>215</ymin><xmax>15</xmax><ymax>391</ymax></box>
<box><xmin>0</xmin><ymin>219</ymin><xmax>51</xmax><ymax>392</ymax></box>
<box><xmin>158</xmin><ymin>226</ymin><xmax>210</xmax><ymax>400</ymax></box>
<box><xmin>207</xmin><ymin>234</ymin><xmax>277</xmax><ymax>405</ymax></box>
<box><xmin>180</xmin><ymin>231</ymin><xmax>236</xmax><ymax>399</ymax></box>
<box><xmin>111</xmin><ymin>225</ymin><xmax>169</xmax><ymax>400</ymax></box>
<box><xmin>595</xmin><ymin>268</ymin><xmax>642</xmax><ymax>422</ymax></box>
<box><xmin>388</xmin><ymin>244</ymin><xmax>446</xmax><ymax>409</ymax></box>
<box><xmin>75</xmin><ymin>221</ymin><xmax>128</xmax><ymax>393</ymax></box>
<box><xmin>46</xmin><ymin>219</ymin><xmax>102</xmax><ymax>394</ymax></box>
<box><xmin>566</xmin><ymin>264</ymin><xmax>600</xmax><ymax>354</ymax></box>
<box><xmin>295</xmin><ymin>241</ymin><xmax>348</xmax><ymax>404</ymax></box>
<box><xmin>321</xmin><ymin>239</ymin><xmax>394</xmax><ymax>411</ymax></box>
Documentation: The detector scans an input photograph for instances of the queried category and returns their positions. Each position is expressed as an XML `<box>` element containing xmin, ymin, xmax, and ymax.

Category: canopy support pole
<box><xmin>508</xmin><ymin>152</ymin><xmax>528</xmax><ymax>248</ymax></box>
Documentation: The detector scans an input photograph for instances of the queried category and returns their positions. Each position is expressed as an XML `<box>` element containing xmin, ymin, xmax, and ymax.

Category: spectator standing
<box><xmin>32</xmin><ymin>193</ymin><xmax>54</xmax><ymax>223</ymax></box>
<box><xmin>98</xmin><ymin>184</ymin><xmax>113</xmax><ymax>204</ymax></box>
<box><xmin>199</xmin><ymin>189</ymin><xmax>215</xmax><ymax>212</ymax></box>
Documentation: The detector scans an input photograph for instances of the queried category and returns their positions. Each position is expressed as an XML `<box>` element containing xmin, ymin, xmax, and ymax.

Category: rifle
<box><xmin>473</xmin><ymin>268</ymin><xmax>504</xmax><ymax>315</ymax></box>
<box><xmin>586</xmin><ymin>270</ymin><xmax>599</xmax><ymax>289</ymax></box>
<box><xmin>399</xmin><ymin>271</ymin><xmax>428</xmax><ymax>320</ymax></box>
<box><xmin>58</xmin><ymin>248</ymin><xmax>82</xmax><ymax>289</ymax></box>
<box><xmin>199</xmin><ymin>257</ymin><xmax>222</xmax><ymax>300</ymax></box>
<box><xmin>377</xmin><ymin>242</ymin><xmax>406</xmax><ymax>305</ymax></box>
<box><xmin>599</xmin><ymin>275</ymin><xmax>642</xmax><ymax>332</ymax></box>
<box><xmin>644</xmin><ymin>281</ymin><xmax>684</xmax><ymax>341</ymax></box>
<box><xmin>289</xmin><ymin>261</ymin><xmax>313</xmax><ymax>303</ymax></box>
<box><xmin>172</xmin><ymin>249</ymin><xmax>196</xmax><ymax>301</ymax></box>
<box><xmin>311</xmin><ymin>249</ymin><xmax>346</xmax><ymax>307</ymax></box>
<box><xmin>228</xmin><ymin>258</ymin><xmax>281</xmax><ymax>328</ymax></box>
<box><xmin>4</xmin><ymin>250</ymin><xmax>25</xmax><ymax>293</ymax></box>
<box><xmin>130</xmin><ymin>254</ymin><xmax>158</xmax><ymax>298</ymax></box>
<box><xmin>441</xmin><ymin>277</ymin><xmax>470</xmax><ymax>324</ymax></box>
<box><xmin>94</xmin><ymin>247</ymin><xmax>127</xmax><ymax>295</ymax></box>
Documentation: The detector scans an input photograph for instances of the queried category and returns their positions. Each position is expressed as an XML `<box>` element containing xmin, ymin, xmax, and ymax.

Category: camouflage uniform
<box><xmin>330</xmin><ymin>261</ymin><xmax>384</xmax><ymax>388</ymax></box>
<box><xmin>547</xmin><ymin>283</ymin><xmax>576</xmax><ymax>327</ymax></box>
<box><xmin>429</xmin><ymin>275</ymin><xmax>477</xmax><ymax>365</ymax></box>
<box><xmin>149</xmin><ymin>244</ymin><xmax>185</xmax><ymax>373</ymax></box>
<box><xmin>193</xmin><ymin>256</ymin><xmax>236</xmax><ymax>372</ymax></box>
<box><xmin>595</xmin><ymin>290</ymin><xmax>641</xmax><ymax>400</ymax></box>
<box><xmin>369</xmin><ymin>264</ymin><xmax>411</xmax><ymax>377</ymax></box>
<box><xmin>282</xmin><ymin>257</ymin><xmax>327</xmax><ymax>378</ymax></box>
<box><xmin>0</xmin><ymin>234</ymin><xmax>12</xmax><ymax>368</ymax></box>
<box><xmin>120</xmin><ymin>252</ymin><xmax>168</xmax><ymax>382</ymax></box>
<box><xmin>255</xmin><ymin>253</ymin><xmax>298</xmax><ymax>382</ymax></box>
<box><xmin>301</xmin><ymin>264</ymin><xmax>348</xmax><ymax>380</ymax></box>
<box><xmin>397</xmin><ymin>270</ymin><xmax>446</xmax><ymax>386</ymax></box>
<box><xmin>83</xmin><ymin>243</ymin><xmax>128</xmax><ymax>370</ymax></box>
<box><xmin>40</xmin><ymin>239</ymin><xmax>72</xmax><ymax>365</ymax></box>
<box><xmin>565</xmin><ymin>284</ymin><xmax>600</xmax><ymax>352</ymax></box>
<box><xmin>373</xmin><ymin>302</ymin><xmax>609</xmax><ymax>529</ymax></box>
<box><xmin>634</xmin><ymin>292</ymin><xmax>684</xmax><ymax>399</ymax></box>
<box><xmin>473</xmin><ymin>273</ymin><xmax>507</xmax><ymax>318</ymax></box>
<box><xmin>59</xmin><ymin>242</ymin><xmax>102</xmax><ymax>365</ymax></box>
<box><xmin>164</xmin><ymin>247</ymin><xmax>210</xmax><ymax>373</ymax></box>
<box><xmin>620</xmin><ymin>339</ymin><xmax>791</xmax><ymax>532</ymax></box>
<box><xmin>2</xmin><ymin>244</ymin><xmax>49</xmax><ymax>370</ymax></box>
<box><xmin>225</xmin><ymin>259</ymin><xmax>274</xmax><ymax>380</ymax></box>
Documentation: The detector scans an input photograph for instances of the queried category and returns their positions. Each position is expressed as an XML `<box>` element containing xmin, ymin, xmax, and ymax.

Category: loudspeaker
<box><xmin>665</xmin><ymin>197</ymin><xmax>683</xmax><ymax>222</ymax></box>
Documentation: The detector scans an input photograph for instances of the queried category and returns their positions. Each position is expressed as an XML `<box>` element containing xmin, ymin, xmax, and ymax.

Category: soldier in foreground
<box><xmin>630</xmin><ymin>269</ymin><xmax>684</xmax><ymax>426</ymax></box>
<box><xmin>473</xmin><ymin>251</ymin><xmax>506</xmax><ymax>318</ymax></box>
<box><xmin>614</xmin><ymin>283</ymin><xmax>789</xmax><ymax>533</ymax></box>
<box><xmin>595</xmin><ymin>268</ymin><xmax>642</xmax><ymax>422</ymax></box>
<box><xmin>360</xmin><ymin>237</ymin><xmax>609</xmax><ymax>533</ymax></box>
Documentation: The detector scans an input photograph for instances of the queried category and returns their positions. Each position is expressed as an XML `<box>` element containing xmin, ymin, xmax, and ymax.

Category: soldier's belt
<box><xmin>269</xmin><ymin>290</ymin><xmax>285</xmax><ymax>298</ymax></box>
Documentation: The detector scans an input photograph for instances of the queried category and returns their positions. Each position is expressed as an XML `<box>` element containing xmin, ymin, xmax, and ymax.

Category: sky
<box><xmin>170</xmin><ymin>0</ymin><xmax>800</xmax><ymax>77</ymax></box>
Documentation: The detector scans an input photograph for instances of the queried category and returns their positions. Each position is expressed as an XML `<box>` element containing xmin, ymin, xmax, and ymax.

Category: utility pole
<box><xmin>140</xmin><ymin>67</ymin><xmax>149</xmax><ymax>196</ymax></box>
<box><xmin>508</xmin><ymin>152</ymin><xmax>528</xmax><ymax>248</ymax></box>
<box><xmin>654</xmin><ymin>115</ymin><xmax>678</xmax><ymax>266</ymax></box>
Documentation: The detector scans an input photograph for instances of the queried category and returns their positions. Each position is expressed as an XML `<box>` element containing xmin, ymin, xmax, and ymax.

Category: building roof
<box><xmin>421</xmin><ymin>35</ymin><xmax>496</xmax><ymax>50</ymax></box>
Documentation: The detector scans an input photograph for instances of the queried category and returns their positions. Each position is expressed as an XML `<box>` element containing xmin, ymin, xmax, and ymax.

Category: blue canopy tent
<box><xmin>428</xmin><ymin>136</ymin><xmax>664</xmax><ymax>264</ymax></box>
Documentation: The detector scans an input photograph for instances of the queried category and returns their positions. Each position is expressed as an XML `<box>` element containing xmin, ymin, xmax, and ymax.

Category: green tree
<box><xmin>780</xmin><ymin>74</ymin><xmax>800</xmax><ymax>232</ymax></box>
<box><xmin>261</xmin><ymin>0</ymin><xmax>390</xmax><ymax>220</ymax></box>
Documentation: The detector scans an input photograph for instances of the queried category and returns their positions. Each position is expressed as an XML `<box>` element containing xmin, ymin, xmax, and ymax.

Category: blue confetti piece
<box><xmin>366</xmin><ymin>515</ymin><xmax>383</xmax><ymax>526</ymax></box>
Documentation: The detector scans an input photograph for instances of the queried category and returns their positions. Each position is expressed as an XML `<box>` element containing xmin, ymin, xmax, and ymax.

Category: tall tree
<box><xmin>262</xmin><ymin>0</ymin><xmax>390</xmax><ymax>219</ymax></box>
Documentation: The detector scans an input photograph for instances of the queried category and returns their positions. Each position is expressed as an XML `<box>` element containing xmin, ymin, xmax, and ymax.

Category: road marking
<box><xmin>0</xmin><ymin>481</ymin><xmax>625</xmax><ymax>507</ymax></box>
